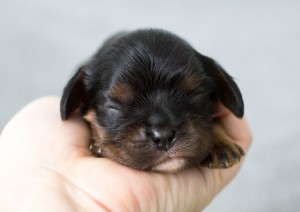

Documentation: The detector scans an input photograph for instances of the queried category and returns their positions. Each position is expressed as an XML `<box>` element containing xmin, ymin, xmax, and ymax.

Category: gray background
<box><xmin>1</xmin><ymin>0</ymin><xmax>300</xmax><ymax>211</ymax></box>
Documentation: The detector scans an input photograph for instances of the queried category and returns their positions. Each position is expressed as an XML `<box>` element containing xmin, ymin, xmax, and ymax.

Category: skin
<box><xmin>0</xmin><ymin>97</ymin><xmax>251</xmax><ymax>211</ymax></box>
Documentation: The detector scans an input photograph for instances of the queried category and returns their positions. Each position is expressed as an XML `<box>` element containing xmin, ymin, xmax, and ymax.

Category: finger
<box><xmin>199</xmin><ymin>103</ymin><xmax>252</xmax><ymax>200</ymax></box>
<box><xmin>210</xmin><ymin>103</ymin><xmax>251</xmax><ymax>187</ymax></box>
<box><xmin>213</xmin><ymin>101</ymin><xmax>231</xmax><ymax>118</ymax></box>
<box><xmin>63</xmin><ymin>157</ymin><xmax>208</xmax><ymax>211</ymax></box>
<box><xmin>214</xmin><ymin>103</ymin><xmax>252</xmax><ymax>152</ymax></box>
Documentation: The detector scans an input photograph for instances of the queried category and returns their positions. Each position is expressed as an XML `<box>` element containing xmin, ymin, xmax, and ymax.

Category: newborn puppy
<box><xmin>60</xmin><ymin>29</ymin><xmax>244</xmax><ymax>172</ymax></box>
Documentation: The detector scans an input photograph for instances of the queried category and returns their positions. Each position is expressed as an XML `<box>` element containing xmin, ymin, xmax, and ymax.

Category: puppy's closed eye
<box><xmin>107</xmin><ymin>105</ymin><xmax>121</xmax><ymax>112</ymax></box>
<box><xmin>60</xmin><ymin>29</ymin><xmax>244</xmax><ymax>172</ymax></box>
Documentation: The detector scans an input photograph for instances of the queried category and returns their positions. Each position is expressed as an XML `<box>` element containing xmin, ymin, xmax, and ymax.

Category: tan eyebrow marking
<box><xmin>179</xmin><ymin>73</ymin><xmax>202</xmax><ymax>92</ymax></box>
<box><xmin>109</xmin><ymin>82</ymin><xmax>135</xmax><ymax>102</ymax></box>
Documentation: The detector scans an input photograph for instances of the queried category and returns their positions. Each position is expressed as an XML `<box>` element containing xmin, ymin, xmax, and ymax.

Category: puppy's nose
<box><xmin>148</xmin><ymin>128</ymin><xmax>176</xmax><ymax>151</ymax></box>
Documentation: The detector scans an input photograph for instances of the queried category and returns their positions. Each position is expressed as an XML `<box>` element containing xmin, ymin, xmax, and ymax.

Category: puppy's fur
<box><xmin>60</xmin><ymin>29</ymin><xmax>244</xmax><ymax>172</ymax></box>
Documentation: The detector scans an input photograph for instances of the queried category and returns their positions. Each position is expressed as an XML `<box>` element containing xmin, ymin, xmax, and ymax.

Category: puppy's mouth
<box><xmin>152</xmin><ymin>157</ymin><xmax>186</xmax><ymax>172</ymax></box>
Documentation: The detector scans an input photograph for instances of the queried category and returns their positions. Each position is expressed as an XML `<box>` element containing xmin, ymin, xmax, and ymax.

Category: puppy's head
<box><xmin>60</xmin><ymin>29</ymin><xmax>243</xmax><ymax>172</ymax></box>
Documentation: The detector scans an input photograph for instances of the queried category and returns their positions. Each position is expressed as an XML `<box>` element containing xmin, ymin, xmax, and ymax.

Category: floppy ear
<box><xmin>60</xmin><ymin>67</ymin><xmax>87</xmax><ymax>120</ymax></box>
<box><xmin>198</xmin><ymin>53</ymin><xmax>244</xmax><ymax>118</ymax></box>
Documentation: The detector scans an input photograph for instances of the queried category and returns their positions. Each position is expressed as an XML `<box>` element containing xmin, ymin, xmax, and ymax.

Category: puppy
<box><xmin>60</xmin><ymin>29</ymin><xmax>244</xmax><ymax>172</ymax></box>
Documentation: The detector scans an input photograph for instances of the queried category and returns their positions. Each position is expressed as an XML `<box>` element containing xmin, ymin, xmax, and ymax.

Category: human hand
<box><xmin>0</xmin><ymin>97</ymin><xmax>251</xmax><ymax>211</ymax></box>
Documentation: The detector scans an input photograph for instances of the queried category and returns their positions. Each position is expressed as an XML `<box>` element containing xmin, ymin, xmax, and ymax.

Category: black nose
<box><xmin>148</xmin><ymin>128</ymin><xmax>176</xmax><ymax>151</ymax></box>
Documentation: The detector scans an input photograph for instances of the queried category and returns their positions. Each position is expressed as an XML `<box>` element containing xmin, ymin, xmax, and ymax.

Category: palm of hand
<box><xmin>0</xmin><ymin>97</ymin><xmax>250</xmax><ymax>211</ymax></box>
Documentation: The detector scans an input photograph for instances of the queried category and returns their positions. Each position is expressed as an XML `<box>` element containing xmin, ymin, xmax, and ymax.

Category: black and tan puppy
<box><xmin>60</xmin><ymin>29</ymin><xmax>244</xmax><ymax>172</ymax></box>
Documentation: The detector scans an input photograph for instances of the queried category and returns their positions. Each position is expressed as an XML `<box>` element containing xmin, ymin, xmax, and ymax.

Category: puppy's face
<box><xmin>85</xmin><ymin>64</ymin><xmax>214</xmax><ymax>172</ymax></box>
<box><xmin>61</xmin><ymin>29</ymin><xmax>244</xmax><ymax>172</ymax></box>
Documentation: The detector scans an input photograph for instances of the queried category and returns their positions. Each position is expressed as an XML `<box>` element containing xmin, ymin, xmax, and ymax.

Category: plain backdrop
<box><xmin>1</xmin><ymin>0</ymin><xmax>300</xmax><ymax>211</ymax></box>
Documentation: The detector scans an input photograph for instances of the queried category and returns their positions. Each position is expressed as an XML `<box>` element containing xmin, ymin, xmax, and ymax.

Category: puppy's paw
<box><xmin>201</xmin><ymin>141</ymin><xmax>244</xmax><ymax>169</ymax></box>
<box><xmin>89</xmin><ymin>142</ymin><xmax>102</xmax><ymax>157</ymax></box>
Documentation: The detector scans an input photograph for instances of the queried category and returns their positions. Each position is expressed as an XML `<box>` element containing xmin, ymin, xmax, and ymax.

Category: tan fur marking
<box><xmin>179</xmin><ymin>74</ymin><xmax>201</xmax><ymax>92</ymax></box>
<box><xmin>84</xmin><ymin>110</ymin><xmax>106</xmax><ymax>156</ymax></box>
<box><xmin>109</xmin><ymin>82</ymin><xmax>135</xmax><ymax>102</ymax></box>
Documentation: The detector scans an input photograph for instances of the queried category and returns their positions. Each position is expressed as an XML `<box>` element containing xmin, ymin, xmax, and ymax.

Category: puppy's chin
<box><xmin>152</xmin><ymin>158</ymin><xmax>186</xmax><ymax>173</ymax></box>
<box><xmin>102</xmin><ymin>150</ymin><xmax>189</xmax><ymax>173</ymax></box>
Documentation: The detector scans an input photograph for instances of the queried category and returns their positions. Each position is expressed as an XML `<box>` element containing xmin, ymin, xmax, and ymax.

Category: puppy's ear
<box><xmin>60</xmin><ymin>67</ymin><xmax>87</xmax><ymax>120</ymax></box>
<box><xmin>198</xmin><ymin>53</ymin><xmax>244</xmax><ymax>117</ymax></box>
